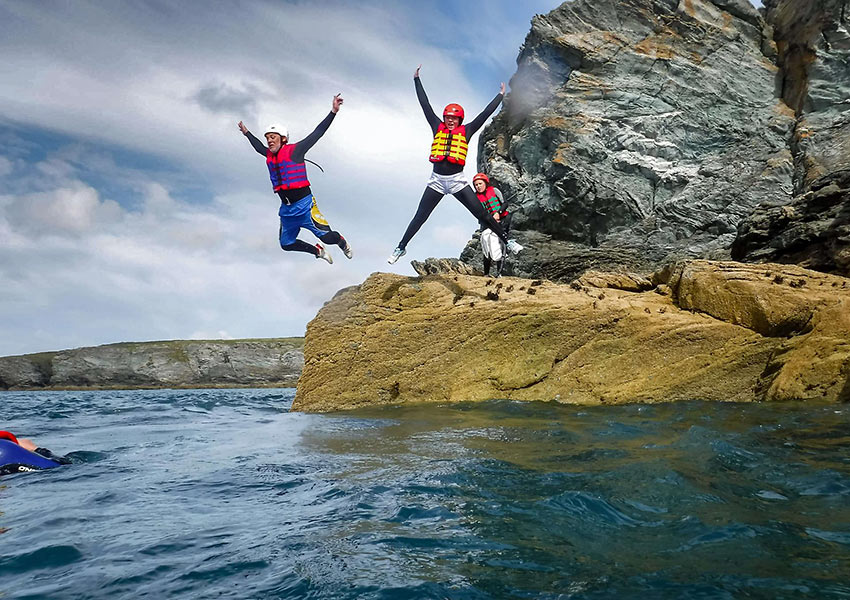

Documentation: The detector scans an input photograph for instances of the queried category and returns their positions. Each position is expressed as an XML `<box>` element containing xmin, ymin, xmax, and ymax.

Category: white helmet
<box><xmin>264</xmin><ymin>123</ymin><xmax>289</xmax><ymax>139</ymax></box>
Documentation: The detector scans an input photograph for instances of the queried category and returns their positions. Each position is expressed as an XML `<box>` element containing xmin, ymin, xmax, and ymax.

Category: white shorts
<box><xmin>480</xmin><ymin>229</ymin><xmax>504</xmax><ymax>261</ymax></box>
<box><xmin>426</xmin><ymin>171</ymin><xmax>468</xmax><ymax>195</ymax></box>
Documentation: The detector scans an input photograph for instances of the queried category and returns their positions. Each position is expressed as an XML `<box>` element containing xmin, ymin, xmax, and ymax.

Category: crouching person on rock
<box><xmin>473</xmin><ymin>173</ymin><xmax>511</xmax><ymax>277</ymax></box>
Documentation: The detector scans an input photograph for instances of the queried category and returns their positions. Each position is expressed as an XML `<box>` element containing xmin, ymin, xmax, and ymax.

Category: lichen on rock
<box><xmin>292</xmin><ymin>261</ymin><xmax>850</xmax><ymax>412</ymax></box>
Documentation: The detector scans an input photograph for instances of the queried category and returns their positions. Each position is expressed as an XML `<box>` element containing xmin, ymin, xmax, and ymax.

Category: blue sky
<box><xmin>0</xmin><ymin>0</ymin><xmax>763</xmax><ymax>356</ymax></box>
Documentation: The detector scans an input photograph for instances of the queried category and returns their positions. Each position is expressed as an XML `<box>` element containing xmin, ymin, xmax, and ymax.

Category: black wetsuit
<box><xmin>396</xmin><ymin>77</ymin><xmax>510</xmax><ymax>251</ymax></box>
<box><xmin>244</xmin><ymin>113</ymin><xmax>347</xmax><ymax>255</ymax></box>
<box><xmin>0</xmin><ymin>446</ymin><xmax>71</xmax><ymax>476</ymax></box>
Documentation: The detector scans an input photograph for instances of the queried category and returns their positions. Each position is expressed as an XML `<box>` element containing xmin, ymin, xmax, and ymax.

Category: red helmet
<box><xmin>443</xmin><ymin>103</ymin><xmax>464</xmax><ymax>122</ymax></box>
<box><xmin>472</xmin><ymin>173</ymin><xmax>490</xmax><ymax>185</ymax></box>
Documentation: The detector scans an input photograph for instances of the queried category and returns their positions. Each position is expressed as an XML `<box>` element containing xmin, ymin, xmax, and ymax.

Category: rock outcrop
<box><xmin>732</xmin><ymin>0</ymin><xmax>850</xmax><ymax>273</ymax></box>
<box><xmin>0</xmin><ymin>339</ymin><xmax>304</xmax><ymax>390</ymax></box>
<box><xmin>464</xmin><ymin>0</ymin><xmax>850</xmax><ymax>280</ymax></box>
<box><xmin>293</xmin><ymin>261</ymin><xmax>850</xmax><ymax>412</ymax></box>
<box><xmin>410</xmin><ymin>257</ymin><xmax>478</xmax><ymax>277</ymax></box>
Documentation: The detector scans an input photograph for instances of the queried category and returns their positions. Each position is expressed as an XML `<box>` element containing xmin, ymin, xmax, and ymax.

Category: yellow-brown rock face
<box><xmin>293</xmin><ymin>261</ymin><xmax>850</xmax><ymax>412</ymax></box>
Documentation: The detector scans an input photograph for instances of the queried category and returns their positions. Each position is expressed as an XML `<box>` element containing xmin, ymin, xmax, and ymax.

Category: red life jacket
<box><xmin>476</xmin><ymin>186</ymin><xmax>506</xmax><ymax>216</ymax></box>
<box><xmin>429</xmin><ymin>124</ymin><xmax>468</xmax><ymax>165</ymax></box>
<box><xmin>266</xmin><ymin>144</ymin><xmax>310</xmax><ymax>192</ymax></box>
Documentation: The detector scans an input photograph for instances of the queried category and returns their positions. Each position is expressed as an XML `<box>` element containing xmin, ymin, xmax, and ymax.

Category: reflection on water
<box><xmin>1</xmin><ymin>389</ymin><xmax>848</xmax><ymax>599</ymax></box>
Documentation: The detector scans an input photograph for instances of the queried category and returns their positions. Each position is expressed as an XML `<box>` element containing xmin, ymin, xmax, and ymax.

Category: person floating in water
<box><xmin>0</xmin><ymin>430</ymin><xmax>70</xmax><ymax>475</ymax></box>
<box><xmin>238</xmin><ymin>94</ymin><xmax>352</xmax><ymax>264</ymax></box>
<box><xmin>473</xmin><ymin>173</ymin><xmax>511</xmax><ymax>277</ymax></box>
<box><xmin>387</xmin><ymin>65</ymin><xmax>522</xmax><ymax>264</ymax></box>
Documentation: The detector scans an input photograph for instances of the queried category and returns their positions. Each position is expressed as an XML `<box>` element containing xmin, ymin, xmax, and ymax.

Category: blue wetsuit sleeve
<box><xmin>463</xmin><ymin>92</ymin><xmax>504</xmax><ymax>138</ymax></box>
<box><xmin>291</xmin><ymin>112</ymin><xmax>336</xmax><ymax>163</ymax></box>
<box><xmin>415</xmin><ymin>77</ymin><xmax>442</xmax><ymax>134</ymax></box>
<box><xmin>245</xmin><ymin>131</ymin><xmax>268</xmax><ymax>156</ymax></box>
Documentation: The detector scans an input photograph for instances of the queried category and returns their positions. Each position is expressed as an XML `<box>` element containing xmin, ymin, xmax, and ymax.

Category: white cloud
<box><xmin>0</xmin><ymin>0</ymin><xmax>557</xmax><ymax>355</ymax></box>
<box><xmin>3</xmin><ymin>184</ymin><xmax>122</xmax><ymax>237</ymax></box>
<box><xmin>0</xmin><ymin>148</ymin><xmax>373</xmax><ymax>354</ymax></box>
<box><xmin>433</xmin><ymin>223</ymin><xmax>476</xmax><ymax>247</ymax></box>
<box><xmin>189</xmin><ymin>330</ymin><xmax>235</xmax><ymax>341</ymax></box>
<box><xmin>0</xmin><ymin>157</ymin><xmax>12</xmax><ymax>177</ymax></box>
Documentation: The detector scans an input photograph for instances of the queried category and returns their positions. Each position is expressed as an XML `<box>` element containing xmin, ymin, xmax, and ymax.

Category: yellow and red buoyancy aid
<box><xmin>429</xmin><ymin>124</ymin><xmax>468</xmax><ymax>165</ymax></box>
<box><xmin>266</xmin><ymin>144</ymin><xmax>310</xmax><ymax>192</ymax></box>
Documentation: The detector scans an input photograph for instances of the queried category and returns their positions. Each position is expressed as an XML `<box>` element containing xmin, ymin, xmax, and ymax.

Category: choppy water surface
<box><xmin>1</xmin><ymin>389</ymin><xmax>849</xmax><ymax>599</ymax></box>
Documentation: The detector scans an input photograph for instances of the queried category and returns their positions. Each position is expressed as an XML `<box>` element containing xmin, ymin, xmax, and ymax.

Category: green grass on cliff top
<box><xmin>4</xmin><ymin>337</ymin><xmax>304</xmax><ymax>360</ymax></box>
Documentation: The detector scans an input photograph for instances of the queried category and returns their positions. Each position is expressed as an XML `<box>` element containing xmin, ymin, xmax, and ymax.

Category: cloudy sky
<box><xmin>0</xmin><ymin>0</ymin><xmax>763</xmax><ymax>356</ymax></box>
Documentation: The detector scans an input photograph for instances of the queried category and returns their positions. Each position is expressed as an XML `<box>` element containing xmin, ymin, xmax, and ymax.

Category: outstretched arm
<box><xmin>18</xmin><ymin>438</ymin><xmax>38</xmax><ymax>452</ymax></box>
<box><xmin>18</xmin><ymin>437</ymin><xmax>71</xmax><ymax>464</ymax></box>
<box><xmin>238</xmin><ymin>121</ymin><xmax>269</xmax><ymax>156</ymax></box>
<box><xmin>464</xmin><ymin>82</ymin><xmax>506</xmax><ymax>137</ymax></box>
<box><xmin>414</xmin><ymin>65</ymin><xmax>442</xmax><ymax>134</ymax></box>
<box><xmin>291</xmin><ymin>94</ymin><xmax>342</xmax><ymax>161</ymax></box>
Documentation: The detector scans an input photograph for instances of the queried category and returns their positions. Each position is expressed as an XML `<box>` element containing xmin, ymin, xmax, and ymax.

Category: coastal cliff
<box><xmin>466</xmin><ymin>0</ymin><xmax>849</xmax><ymax>280</ymax></box>
<box><xmin>292</xmin><ymin>261</ymin><xmax>850</xmax><ymax>412</ymax></box>
<box><xmin>731</xmin><ymin>0</ymin><xmax>850</xmax><ymax>272</ymax></box>
<box><xmin>283</xmin><ymin>0</ymin><xmax>850</xmax><ymax>413</ymax></box>
<box><xmin>0</xmin><ymin>338</ymin><xmax>303</xmax><ymax>390</ymax></box>
<box><xmin>12</xmin><ymin>1</ymin><xmax>849</xmax><ymax>405</ymax></box>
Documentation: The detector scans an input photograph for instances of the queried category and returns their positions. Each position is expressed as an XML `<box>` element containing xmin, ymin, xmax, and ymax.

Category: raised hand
<box><xmin>333</xmin><ymin>93</ymin><xmax>344</xmax><ymax>113</ymax></box>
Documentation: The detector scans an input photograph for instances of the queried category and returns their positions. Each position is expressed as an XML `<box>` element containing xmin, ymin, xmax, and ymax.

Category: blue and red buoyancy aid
<box><xmin>266</xmin><ymin>144</ymin><xmax>310</xmax><ymax>192</ymax></box>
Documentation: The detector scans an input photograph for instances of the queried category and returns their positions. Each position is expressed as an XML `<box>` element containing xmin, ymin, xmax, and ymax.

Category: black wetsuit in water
<box><xmin>0</xmin><ymin>446</ymin><xmax>71</xmax><ymax>476</ymax></box>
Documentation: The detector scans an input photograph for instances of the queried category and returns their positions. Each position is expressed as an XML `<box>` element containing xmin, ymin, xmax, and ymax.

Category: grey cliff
<box><xmin>732</xmin><ymin>0</ymin><xmax>850</xmax><ymax>272</ymax></box>
<box><xmin>0</xmin><ymin>339</ymin><xmax>304</xmax><ymax>390</ymax></box>
<box><xmin>459</xmin><ymin>0</ymin><xmax>849</xmax><ymax>281</ymax></box>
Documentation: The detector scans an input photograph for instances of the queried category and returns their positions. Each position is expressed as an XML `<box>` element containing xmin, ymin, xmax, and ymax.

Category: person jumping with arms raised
<box><xmin>238</xmin><ymin>94</ymin><xmax>352</xmax><ymax>264</ymax></box>
<box><xmin>387</xmin><ymin>65</ymin><xmax>521</xmax><ymax>264</ymax></box>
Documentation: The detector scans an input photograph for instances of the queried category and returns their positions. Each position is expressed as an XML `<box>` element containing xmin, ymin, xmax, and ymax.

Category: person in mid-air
<box><xmin>472</xmin><ymin>173</ymin><xmax>510</xmax><ymax>277</ymax></box>
<box><xmin>387</xmin><ymin>65</ymin><xmax>521</xmax><ymax>264</ymax></box>
<box><xmin>238</xmin><ymin>94</ymin><xmax>352</xmax><ymax>264</ymax></box>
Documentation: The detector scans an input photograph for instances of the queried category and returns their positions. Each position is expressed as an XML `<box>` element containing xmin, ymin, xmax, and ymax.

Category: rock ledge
<box><xmin>293</xmin><ymin>261</ymin><xmax>850</xmax><ymax>412</ymax></box>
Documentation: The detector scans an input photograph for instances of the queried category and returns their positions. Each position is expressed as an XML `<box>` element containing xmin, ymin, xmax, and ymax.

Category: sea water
<box><xmin>1</xmin><ymin>388</ymin><xmax>848</xmax><ymax>599</ymax></box>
